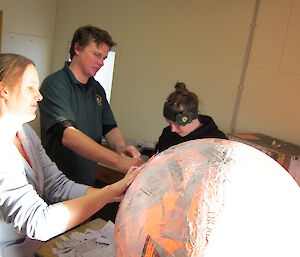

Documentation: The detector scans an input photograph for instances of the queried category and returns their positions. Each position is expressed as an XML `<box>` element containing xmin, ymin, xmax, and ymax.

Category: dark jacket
<box><xmin>155</xmin><ymin>114</ymin><xmax>228</xmax><ymax>153</ymax></box>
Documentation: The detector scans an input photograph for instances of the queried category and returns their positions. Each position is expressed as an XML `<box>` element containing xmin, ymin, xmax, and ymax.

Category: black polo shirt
<box><xmin>39</xmin><ymin>62</ymin><xmax>116</xmax><ymax>186</ymax></box>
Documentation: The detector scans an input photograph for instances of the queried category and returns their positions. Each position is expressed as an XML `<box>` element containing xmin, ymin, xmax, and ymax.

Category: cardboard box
<box><xmin>228</xmin><ymin>133</ymin><xmax>300</xmax><ymax>186</ymax></box>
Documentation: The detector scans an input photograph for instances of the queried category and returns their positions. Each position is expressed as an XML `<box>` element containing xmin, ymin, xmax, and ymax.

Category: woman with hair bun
<box><xmin>155</xmin><ymin>82</ymin><xmax>227</xmax><ymax>153</ymax></box>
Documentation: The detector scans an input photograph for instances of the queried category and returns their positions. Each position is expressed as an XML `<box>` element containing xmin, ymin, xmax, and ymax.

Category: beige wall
<box><xmin>0</xmin><ymin>0</ymin><xmax>57</xmax><ymax>134</ymax></box>
<box><xmin>0</xmin><ymin>0</ymin><xmax>57</xmax><ymax>81</ymax></box>
<box><xmin>53</xmin><ymin>0</ymin><xmax>300</xmax><ymax>146</ymax></box>
<box><xmin>2</xmin><ymin>0</ymin><xmax>300</xmax><ymax>146</ymax></box>
<box><xmin>52</xmin><ymin>0</ymin><xmax>255</xmax><ymax>142</ymax></box>
<box><xmin>0</xmin><ymin>10</ymin><xmax>2</xmax><ymax>52</ymax></box>
<box><xmin>238</xmin><ymin>0</ymin><xmax>300</xmax><ymax>145</ymax></box>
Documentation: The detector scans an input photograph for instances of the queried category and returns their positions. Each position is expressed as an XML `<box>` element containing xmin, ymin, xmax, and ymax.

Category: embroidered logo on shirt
<box><xmin>96</xmin><ymin>94</ymin><xmax>102</xmax><ymax>106</ymax></box>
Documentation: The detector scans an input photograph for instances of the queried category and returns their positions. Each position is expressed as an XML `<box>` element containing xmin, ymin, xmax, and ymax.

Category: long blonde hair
<box><xmin>0</xmin><ymin>53</ymin><xmax>35</xmax><ymax>89</ymax></box>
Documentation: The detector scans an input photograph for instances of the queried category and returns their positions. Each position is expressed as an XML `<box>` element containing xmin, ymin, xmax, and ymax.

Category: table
<box><xmin>96</xmin><ymin>163</ymin><xmax>125</xmax><ymax>184</ymax></box>
<box><xmin>35</xmin><ymin>218</ymin><xmax>107</xmax><ymax>257</ymax></box>
<box><xmin>95</xmin><ymin>140</ymin><xmax>154</xmax><ymax>185</ymax></box>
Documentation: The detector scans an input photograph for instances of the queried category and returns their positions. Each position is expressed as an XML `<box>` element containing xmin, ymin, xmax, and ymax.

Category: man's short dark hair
<box><xmin>69</xmin><ymin>25</ymin><xmax>116</xmax><ymax>60</ymax></box>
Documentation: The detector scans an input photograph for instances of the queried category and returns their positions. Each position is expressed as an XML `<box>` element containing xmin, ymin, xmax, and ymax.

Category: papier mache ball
<box><xmin>115</xmin><ymin>139</ymin><xmax>300</xmax><ymax>257</ymax></box>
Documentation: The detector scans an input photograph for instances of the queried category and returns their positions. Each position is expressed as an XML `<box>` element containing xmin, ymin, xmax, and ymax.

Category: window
<box><xmin>94</xmin><ymin>51</ymin><xmax>116</xmax><ymax>103</ymax></box>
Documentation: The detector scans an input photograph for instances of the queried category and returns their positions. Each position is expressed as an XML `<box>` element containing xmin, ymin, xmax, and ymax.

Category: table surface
<box><xmin>96</xmin><ymin>163</ymin><xmax>125</xmax><ymax>184</ymax></box>
<box><xmin>35</xmin><ymin>218</ymin><xmax>107</xmax><ymax>257</ymax></box>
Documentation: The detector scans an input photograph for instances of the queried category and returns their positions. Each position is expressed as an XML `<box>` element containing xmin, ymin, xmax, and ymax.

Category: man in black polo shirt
<box><xmin>39</xmin><ymin>25</ymin><xmax>143</xmax><ymax>187</ymax></box>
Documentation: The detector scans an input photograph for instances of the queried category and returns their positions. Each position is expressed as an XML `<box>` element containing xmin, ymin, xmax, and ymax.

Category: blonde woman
<box><xmin>0</xmin><ymin>53</ymin><xmax>135</xmax><ymax>257</ymax></box>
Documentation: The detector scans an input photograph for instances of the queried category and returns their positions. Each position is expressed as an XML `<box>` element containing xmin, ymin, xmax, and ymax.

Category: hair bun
<box><xmin>175</xmin><ymin>82</ymin><xmax>188</xmax><ymax>95</ymax></box>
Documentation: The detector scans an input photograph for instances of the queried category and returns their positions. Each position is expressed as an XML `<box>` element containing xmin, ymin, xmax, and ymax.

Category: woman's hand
<box><xmin>109</xmin><ymin>166</ymin><xmax>139</xmax><ymax>199</ymax></box>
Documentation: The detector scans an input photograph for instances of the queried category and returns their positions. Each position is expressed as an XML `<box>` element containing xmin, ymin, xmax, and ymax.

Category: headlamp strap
<box><xmin>163</xmin><ymin>103</ymin><xmax>198</xmax><ymax>126</ymax></box>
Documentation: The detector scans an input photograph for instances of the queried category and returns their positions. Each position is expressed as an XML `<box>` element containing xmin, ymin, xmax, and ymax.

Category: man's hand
<box><xmin>116</xmin><ymin>144</ymin><xmax>141</xmax><ymax>158</ymax></box>
<box><xmin>117</xmin><ymin>154</ymin><xmax>144</xmax><ymax>173</ymax></box>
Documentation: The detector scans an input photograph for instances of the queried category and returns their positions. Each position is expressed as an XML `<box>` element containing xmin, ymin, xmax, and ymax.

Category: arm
<box><xmin>104</xmin><ymin>127</ymin><xmax>142</xmax><ymax>158</ymax></box>
<box><xmin>0</xmin><ymin>126</ymin><xmax>137</xmax><ymax>241</ymax></box>
<box><xmin>0</xmin><ymin>158</ymin><xmax>135</xmax><ymax>241</ymax></box>
<box><xmin>40</xmin><ymin>76</ymin><xmax>143</xmax><ymax>173</ymax></box>
<box><xmin>62</xmin><ymin>170</ymin><xmax>135</xmax><ymax>229</ymax></box>
<box><xmin>62</xmin><ymin>126</ymin><xmax>143</xmax><ymax>173</ymax></box>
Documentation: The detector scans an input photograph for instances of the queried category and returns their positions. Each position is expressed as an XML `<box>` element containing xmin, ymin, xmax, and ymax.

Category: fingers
<box><xmin>119</xmin><ymin>145</ymin><xmax>141</xmax><ymax>158</ymax></box>
<box><xmin>110</xmin><ymin>196</ymin><xmax>124</xmax><ymax>203</ymax></box>
<box><xmin>125</xmin><ymin>170</ymin><xmax>137</xmax><ymax>185</ymax></box>
<box><xmin>122</xmin><ymin>168</ymin><xmax>139</xmax><ymax>188</ymax></box>
<box><xmin>112</xmin><ymin>165</ymin><xmax>141</xmax><ymax>200</ymax></box>
<box><xmin>127</xmin><ymin>166</ymin><xmax>139</xmax><ymax>175</ymax></box>
<box><xmin>134</xmin><ymin>156</ymin><xmax>145</xmax><ymax>166</ymax></box>
<box><xmin>116</xmin><ymin>145</ymin><xmax>125</xmax><ymax>156</ymax></box>
<box><xmin>127</xmin><ymin>145</ymin><xmax>141</xmax><ymax>158</ymax></box>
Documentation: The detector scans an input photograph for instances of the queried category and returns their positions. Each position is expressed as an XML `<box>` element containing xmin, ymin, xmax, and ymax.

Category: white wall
<box><xmin>0</xmin><ymin>0</ymin><xmax>58</xmax><ymax>134</ymax></box>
